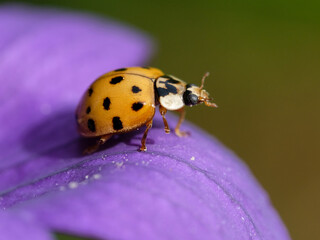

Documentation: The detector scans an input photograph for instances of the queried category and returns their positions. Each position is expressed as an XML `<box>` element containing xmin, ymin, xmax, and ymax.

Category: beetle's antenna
<box><xmin>200</xmin><ymin>72</ymin><xmax>210</xmax><ymax>90</ymax></box>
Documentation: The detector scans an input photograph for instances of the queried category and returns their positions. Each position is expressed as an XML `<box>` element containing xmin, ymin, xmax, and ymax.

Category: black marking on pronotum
<box><xmin>103</xmin><ymin>97</ymin><xmax>111</xmax><ymax>110</ymax></box>
<box><xmin>167</xmin><ymin>78</ymin><xmax>180</xmax><ymax>84</ymax></box>
<box><xmin>88</xmin><ymin>88</ymin><xmax>93</xmax><ymax>96</ymax></box>
<box><xmin>110</xmin><ymin>76</ymin><xmax>124</xmax><ymax>84</ymax></box>
<box><xmin>132</xmin><ymin>102</ymin><xmax>144</xmax><ymax>111</ymax></box>
<box><xmin>156</xmin><ymin>76</ymin><xmax>180</xmax><ymax>97</ymax></box>
<box><xmin>161</xmin><ymin>75</ymin><xmax>180</xmax><ymax>84</ymax></box>
<box><xmin>186</xmin><ymin>83</ymin><xmax>196</xmax><ymax>89</ymax></box>
<box><xmin>86</xmin><ymin>107</ymin><xmax>91</xmax><ymax>114</ymax></box>
<box><xmin>157</xmin><ymin>88</ymin><xmax>170</xmax><ymax>97</ymax></box>
<box><xmin>161</xmin><ymin>75</ymin><xmax>171</xmax><ymax>79</ymax></box>
<box><xmin>114</xmin><ymin>68</ymin><xmax>127</xmax><ymax>72</ymax></box>
<box><xmin>88</xmin><ymin>119</ymin><xmax>96</xmax><ymax>132</ymax></box>
<box><xmin>142</xmin><ymin>66</ymin><xmax>150</xmax><ymax>69</ymax></box>
<box><xmin>157</xmin><ymin>84</ymin><xmax>178</xmax><ymax>97</ymax></box>
<box><xmin>183</xmin><ymin>90</ymin><xmax>198</xmax><ymax>106</ymax></box>
<box><xmin>132</xmin><ymin>86</ymin><xmax>142</xmax><ymax>93</ymax></box>
<box><xmin>112</xmin><ymin>117</ymin><xmax>123</xmax><ymax>130</ymax></box>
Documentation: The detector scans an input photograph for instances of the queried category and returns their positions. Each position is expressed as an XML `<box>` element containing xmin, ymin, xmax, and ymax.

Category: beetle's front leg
<box><xmin>175</xmin><ymin>107</ymin><xmax>189</xmax><ymax>137</ymax></box>
<box><xmin>159</xmin><ymin>105</ymin><xmax>170</xmax><ymax>134</ymax></box>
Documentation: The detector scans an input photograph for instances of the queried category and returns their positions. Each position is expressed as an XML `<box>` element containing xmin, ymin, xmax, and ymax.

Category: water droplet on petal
<box><xmin>68</xmin><ymin>181</ymin><xmax>78</xmax><ymax>189</ymax></box>
<box><xmin>93</xmin><ymin>174</ymin><xmax>101</xmax><ymax>179</ymax></box>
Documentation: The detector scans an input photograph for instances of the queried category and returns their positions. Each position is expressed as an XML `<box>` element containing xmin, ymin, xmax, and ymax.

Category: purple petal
<box><xmin>0</xmin><ymin>4</ymin><xmax>290</xmax><ymax>240</ymax></box>
<box><xmin>0</xmin><ymin>212</ymin><xmax>53</xmax><ymax>240</ymax></box>
<box><xmin>0</xmin><ymin>3</ymin><xmax>152</xmax><ymax>188</ymax></box>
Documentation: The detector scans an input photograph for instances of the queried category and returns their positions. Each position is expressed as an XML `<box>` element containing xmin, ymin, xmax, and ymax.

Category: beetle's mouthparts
<box><xmin>199</xmin><ymin>96</ymin><xmax>218</xmax><ymax>108</ymax></box>
<box><xmin>204</xmin><ymin>101</ymin><xmax>218</xmax><ymax>108</ymax></box>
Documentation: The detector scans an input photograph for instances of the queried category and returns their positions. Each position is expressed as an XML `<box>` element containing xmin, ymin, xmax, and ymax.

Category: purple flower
<box><xmin>0</xmin><ymin>4</ymin><xmax>291</xmax><ymax>240</ymax></box>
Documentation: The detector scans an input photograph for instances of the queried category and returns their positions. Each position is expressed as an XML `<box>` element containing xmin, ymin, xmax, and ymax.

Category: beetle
<box><xmin>76</xmin><ymin>67</ymin><xmax>217</xmax><ymax>153</ymax></box>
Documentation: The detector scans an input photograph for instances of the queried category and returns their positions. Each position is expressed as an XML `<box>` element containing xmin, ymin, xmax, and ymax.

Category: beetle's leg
<box><xmin>83</xmin><ymin>134</ymin><xmax>112</xmax><ymax>155</ymax></box>
<box><xmin>159</xmin><ymin>105</ymin><xmax>170</xmax><ymax>134</ymax></box>
<box><xmin>140</xmin><ymin>119</ymin><xmax>153</xmax><ymax>152</ymax></box>
<box><xmin>175</xmin><ymin>107</ymin><xmax>189</xmax><ymax>137</ymax></box>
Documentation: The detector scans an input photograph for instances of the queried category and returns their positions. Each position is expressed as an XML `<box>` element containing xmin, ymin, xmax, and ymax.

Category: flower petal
<box><xmin>0</xmin><ymin>4</ymin><xmax>290</xmax><ymax>240</ymax></box>
<box><xmin>0</xmin><ymin>3</ymin><xmax>152</xmax><ymax>189</ymax></box>
<box><xmin>3</xmin><ymin>118</ymin><xmax>290</xmax><ymax>240</ymax></box>
<box><xmin>0</xmin><ymin>212</ymin><xmax>53</xmax><ymax>240</ymax></box>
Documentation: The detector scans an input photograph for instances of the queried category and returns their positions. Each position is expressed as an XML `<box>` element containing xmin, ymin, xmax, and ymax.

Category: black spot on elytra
<box><xmin>88</xmin><ymin>119</ymin><xmax>96</xmax><ymax>132</ymax></box>
<box><xmin>112</xmin><ymin>117</ymin><xmax>123</xmax><ymax>130</ymax></box>
<box><xmin>132</xmin><ymin>86</ymin><xmax>142</xmax><ymax>93</ymax></box>
<box><xmin>88</xmin><ymin>88</ymin><xmax>93</xmax><ymax>96</ymax></box>
<box><xmin>110</xmin><ymin>76</ymin><xmax>124</xmax><ymax>84</ymax></box>
<box><xmin>132</xmin><ymin>102</ymin><xmax>144</xmax><ymax>111</ymax></box>
<box><xmin>86</xmin><ymin>107</ymin><xmax>91</xmax><ymax>114</ymax></box>
<box><xmin>114</xmin><ymin>68</ymin><xmax>127</xmax><ymax>72</ymax></box>
<box><xmin>103</xmin><ymin>97</ymin><xmax>111</xmax><ymax>110</ymax></box>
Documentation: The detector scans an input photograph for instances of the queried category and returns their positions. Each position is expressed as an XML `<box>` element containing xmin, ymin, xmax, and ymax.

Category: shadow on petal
<box><xmin>22</xmin><ymin>108</ymin><xmax>85</xmax><ymax>159</ymax></box>
<box><xmin>22</xmin><ymin>108</ymin><xmax>162</xmax><ymax>159</ymax></box>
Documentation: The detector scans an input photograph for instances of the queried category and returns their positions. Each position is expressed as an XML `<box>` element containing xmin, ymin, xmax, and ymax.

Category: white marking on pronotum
<box><xmin>160</xmin><ymin>94</ymin><xmax>184</xmax><ymax>111</ymax></box>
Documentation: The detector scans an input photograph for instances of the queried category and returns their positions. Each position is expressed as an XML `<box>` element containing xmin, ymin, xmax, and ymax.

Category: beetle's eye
<box><xmin>183</xmin><ymin>90</ymin><xmax>199</xmax><ymax>106</ymax></box>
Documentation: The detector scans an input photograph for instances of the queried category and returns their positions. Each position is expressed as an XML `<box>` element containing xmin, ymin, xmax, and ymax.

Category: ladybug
<box><xmin>76</xmin><ymin>67</ymin><xmax>217</xmax><ymax>153</ymax></box>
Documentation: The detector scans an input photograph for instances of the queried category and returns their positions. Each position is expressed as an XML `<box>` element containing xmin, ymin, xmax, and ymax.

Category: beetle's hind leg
<box><xmin>83</xmin><ymin>134</ymin><xmax>112</xmax><ymax>155</ymax></box>
<box><xmin>139</xmin><ymin>119</ymin><xmax>153</xmax><ymax>152</ymax></box>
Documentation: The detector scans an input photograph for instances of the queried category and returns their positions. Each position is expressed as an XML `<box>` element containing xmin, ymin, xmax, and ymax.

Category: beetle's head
<box><xmin>183</xmin><ymin>72</ymin><xmax>218</xmax><ymax>108</ymax></box>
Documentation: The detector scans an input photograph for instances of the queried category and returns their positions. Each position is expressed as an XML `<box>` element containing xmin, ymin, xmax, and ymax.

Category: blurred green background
<box><xmin>5</xmin><ymin>0</ymin><xmax>320</xmax><ymax>239</ymax></box>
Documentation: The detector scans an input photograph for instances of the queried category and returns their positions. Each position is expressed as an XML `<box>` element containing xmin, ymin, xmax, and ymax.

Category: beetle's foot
<box><xmin>164</xmin><ymin>127</ymin><xmax>170</xmax><ymax>134</ymax></box>
<box><xmin>175</xmin><ymin>129</ymin><xmax>190</xmax><ymax>137</ymax></box>
<box><xmin>83</xmin><ymin>145</ymin><xmax>99</xmax><ymax>155</ymax></box>
<box><xmin>83</xmin><ymin>135</ymin><xmax>111</xmax><ymax>155</ymax></box>
<box><xmin>139</xmin><ymin>146</ymin><xmax>147</xmax><ymax>152</ymax></box>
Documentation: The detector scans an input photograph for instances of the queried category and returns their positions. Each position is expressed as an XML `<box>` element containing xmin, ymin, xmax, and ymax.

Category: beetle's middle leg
<box><xmin>140</xmin><ymin>119</ymin><xmax>153</xmax><ymax>152</ymax></box>
<box><xmin>159</xmin><ymin>105</ymin><xmax>170</xmax><ymax>134</ymax></box>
